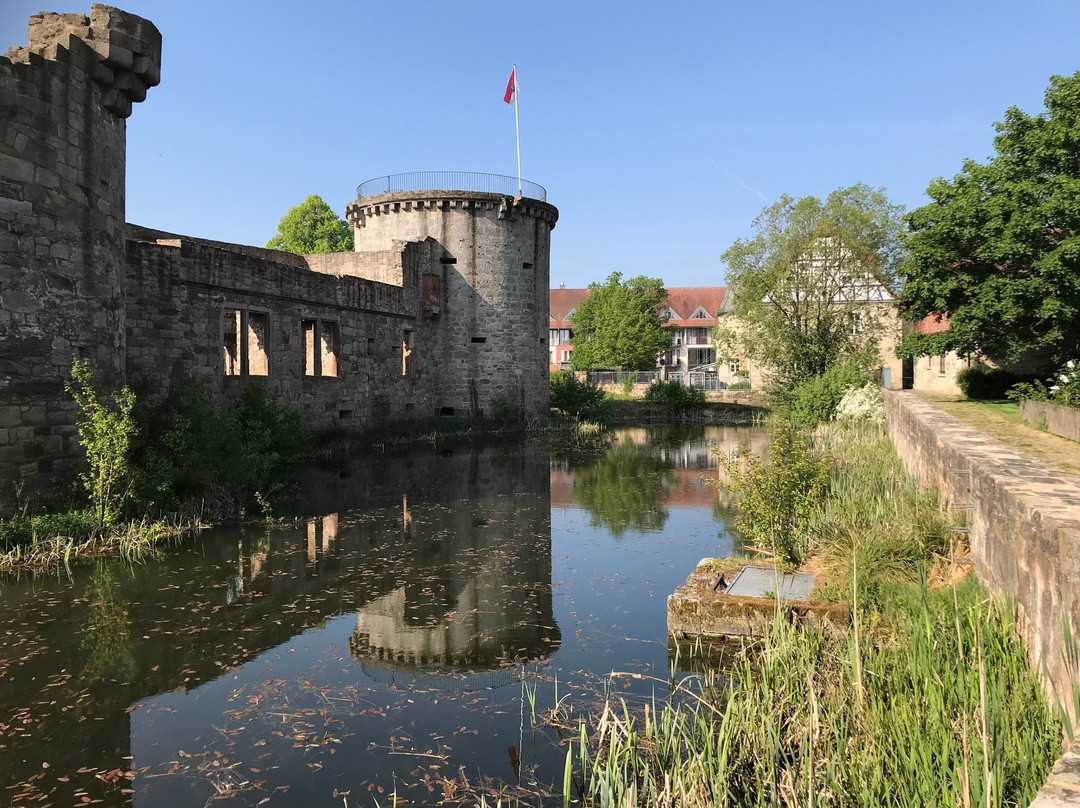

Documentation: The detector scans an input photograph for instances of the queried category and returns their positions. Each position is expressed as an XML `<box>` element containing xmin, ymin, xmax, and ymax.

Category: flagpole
<box><xmin>513</xmin><ymin>64</ymin><xmax>522</xmax><ymax>197</ymax></box>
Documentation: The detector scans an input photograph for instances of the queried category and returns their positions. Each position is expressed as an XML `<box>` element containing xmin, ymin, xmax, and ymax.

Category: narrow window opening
<box><xmin>223</xmin><ymin>309</ymin><xmax>241</xmax><ymax>375</ymax></box>
<box><xmin>440</xmin><ymin>406</ymin><xmax>455</xmax><ymax>416</ymax></box>
<box><xmin>522</xmin><ymin>261</ymin><xmax>534</xmax><ymax>269</ymax></box>
<box><xmin>367</xmin><ymin>337</ymin><xmax>376</xmax><ymax>355</ymax></box>
<box><xmin>402</xmin><ymin>330</ymin><xmax>413</xmax><ymax>376</ymax></box>
<box><xmin>471</xmin><ymin>336</ymin><xmax>487</xmax><ymax>344</ymax></box>
<box><xmin>939</xmin><ymin>355</ymin><xmax>946</xmax><ymax>375</ymax></box>
<box><xmin>320</xmin><ymin>321</ymin><xmax>338</xmax><ymax>377</ymax></box>
<box><xmin>439</xmin><ymin>256</ymin><xmax>457</xmax><ymax>265</ymax></box>
<box><xmin>338</xmin><ymin>409</ymin><xmax>353</xmax><ymax>419</ymax></box>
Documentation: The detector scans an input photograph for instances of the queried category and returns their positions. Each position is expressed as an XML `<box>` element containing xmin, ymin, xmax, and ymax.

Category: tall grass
<box><xmin>574</xmin><ymin>581</ymin><xmax>1060</xmax><ymax>807</ymax></box>
<box><xmin>808</xmin><ymin>419</ymin><xmax>956</xmax><ymax>605</ymax></box>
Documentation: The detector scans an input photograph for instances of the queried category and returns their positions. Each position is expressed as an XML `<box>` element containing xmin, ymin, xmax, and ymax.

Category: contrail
<box><xmin>710</xmin><ymin>159</ymin><xmax>772</xmax><ymax>204</ymax></box>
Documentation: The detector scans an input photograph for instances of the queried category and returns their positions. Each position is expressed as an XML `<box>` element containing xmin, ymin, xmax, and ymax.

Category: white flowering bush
<box><xmin>834</xmin><ymin>382</ymin><xmax>886</xmax><ymax>424</ymax></box>
<box><xmin>1009</xmin><ymin>359</ymin><xmax>1080</xmax><ymax>409</ymax></box>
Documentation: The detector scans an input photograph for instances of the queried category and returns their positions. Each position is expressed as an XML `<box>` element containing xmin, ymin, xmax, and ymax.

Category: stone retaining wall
<box><xmin>884</xmin><ymin>391</ymin><xmax>1080</xmax><ymax>724</ymax></box>
<box><xmin>1021</xmin><ymin>400</ymin><xmax>1080</xmax><ymax>443</ymax></box>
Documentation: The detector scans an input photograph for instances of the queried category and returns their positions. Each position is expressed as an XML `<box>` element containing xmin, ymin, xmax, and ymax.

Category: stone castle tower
<box><xmin>0</xmin><ymin>5</ymin><xmax>161</xmax><ymax>501</ymax></box>
<box><xmin>346</xmin><ymin>181</ymin><xmax>558</xmax><ymax>418</ymax></box>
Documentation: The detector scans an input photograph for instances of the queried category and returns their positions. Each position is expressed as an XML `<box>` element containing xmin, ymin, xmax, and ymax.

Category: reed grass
<box><xmin>574</xmin><ymin>581</ymin><xmax>1060</xmax><ymax>807</ymax></box>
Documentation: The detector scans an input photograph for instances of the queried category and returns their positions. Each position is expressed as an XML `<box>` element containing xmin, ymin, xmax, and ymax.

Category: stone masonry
<box><xmin>0</xmin><ymin>5</ymin><xmax>557</xmax><ymax>513</ymax></box>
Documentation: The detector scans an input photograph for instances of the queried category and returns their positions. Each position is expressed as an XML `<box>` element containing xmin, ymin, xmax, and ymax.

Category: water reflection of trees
<box><xmin>572</xmin><ymin>439</ymin><xmax>675</xmax><ymax>536</ymax></box>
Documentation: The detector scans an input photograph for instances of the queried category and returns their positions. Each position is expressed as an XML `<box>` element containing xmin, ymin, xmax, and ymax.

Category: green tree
<box><xmin>899</xmin><ymin>72</ymin><xmax>1080</xmax><ymax>366</ymax></box>
<box><xmin>719</xmin><ymin>184</ymin><xmax>906</xmax><ymax>391</ymax></box>
<box><xmin>569</xmin><ymin>272</ymin><xmax>672</xmax><ymax>371</ymax></box>
<box><xmin>266</xmin><ymin>194</ymin><xmax>354</xmax><ymax>254</ymax></box>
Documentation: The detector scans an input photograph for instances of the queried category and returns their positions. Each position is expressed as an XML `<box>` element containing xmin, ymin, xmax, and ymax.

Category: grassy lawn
<box><xmin>917</xmin><ymin>393</ymin><xmax>1080</xmax><ymax>475</ymax></box>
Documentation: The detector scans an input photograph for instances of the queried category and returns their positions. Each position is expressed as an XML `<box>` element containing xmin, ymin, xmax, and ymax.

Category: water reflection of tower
<box><xmin>349</xmin><ymin>446</ymin><xmax>560</xmax><ymax>673</ymax></box>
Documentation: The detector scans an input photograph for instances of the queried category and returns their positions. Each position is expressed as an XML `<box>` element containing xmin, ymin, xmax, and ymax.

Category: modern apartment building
<box><xmin>548</xmin><ymin>286</ymin><xmax>748</xmax><ymax>385</ymax></box>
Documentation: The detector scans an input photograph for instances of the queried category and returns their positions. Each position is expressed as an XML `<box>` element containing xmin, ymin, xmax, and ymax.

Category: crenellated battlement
<box><xmin>5</xmin><ymin>3</ymin><xmax>160</xmax><ymax>118</ymax></box>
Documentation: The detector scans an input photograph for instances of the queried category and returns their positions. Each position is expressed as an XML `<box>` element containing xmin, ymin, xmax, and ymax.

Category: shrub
<box><xmin>1008</xmin><ymin>359</ymin><xmax>1080</xmax><ymax>409</ymax></box>
<box><xmin>713</xmin><ymin>420</ymin><xmax>828</xmax><ymax>568</ymax></box>
<box><xmin>130</xmin><ymin>368</ymin><xmax>302</xmax><ymax>514</ymax></box>
<box><xmin>65</xmin><ymin>359</ymin><xmax>138</xmax><ymax>528</ymax></box>
<box><xmin>550</xmin><ymin>371</ymin><xmax>610</xmax><ymax>422</ymax></box>
<box><xmin>727</xmin><ymin>379</ymin><xmax>751</xmax><ymax>391</ymax></box>
<box><xmin>643</xmin><ymin>380</ymin><xmax>705</xmax><ymax>411</ymax></box>
<box><xmin>834</xmin><ymin>382</ymin><xmax>886</xmax><ymax>424</ymax></box>
<box><xmin>784</xmin><ymin>360</ymin><xmax>873</xmax><ymax>428</ymax></box>
<box><xmin>956</xmin><ymin>366</ymin><xmax>1023</xmax><ymax>399</ymax></box>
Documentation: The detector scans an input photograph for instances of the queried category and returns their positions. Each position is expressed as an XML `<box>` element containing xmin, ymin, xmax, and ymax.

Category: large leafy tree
<box><xmin>719</xmin><ymin>184</ymin><xmax>906</xmax><ymax>388</ymax></box>
<box><xmin>569</xmin><ymin>272</ymin><xmax>672</xmax><ymax>371</ymax></box>
<box><xmin>266</xmin><ymin>194</ymin><xmax>354</xmax><ymax>254</ymax></box>
<box><xmin>899</xmin><ymin>72</ymin><xmax>1080</xmax><ymax>366</ymax></box>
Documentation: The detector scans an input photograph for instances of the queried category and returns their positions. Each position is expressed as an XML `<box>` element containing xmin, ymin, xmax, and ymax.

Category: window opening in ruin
<box><xmin>303</xmin><ymin>319</ymin><xmax>339</xmax><ymax>377</ymax></box>
<box><xmin>338</xmin><ymin>409</ymin><xmax>353</xmax><ymax>419</ymax></box>
<box><xmin>522</xmin><ymin>261</ymin><xmax>534</xmax><ymax>269</ymax></box>
<box><xmin>440</xmin><ymin>407</ymin><xmax>455</xmax><ymax>416</ymax></box>
<box><xmin>402</xmin><ymin>330</ymin><xmax>413</xmax><ymax>376</ymax></box>
<box><xmin>471</xmin><ymin>337</ymin><xmax>487</xmax><ymax>344</ymax></box>
<box><xmin>367</xmin><ymin>337</ymin><xmax>376</xmax><ymax>355</ymax></box>
<box><xmin>223</xmin><ymin>308</ymin><xmax>269</xmax><ymax>376</ymax></box>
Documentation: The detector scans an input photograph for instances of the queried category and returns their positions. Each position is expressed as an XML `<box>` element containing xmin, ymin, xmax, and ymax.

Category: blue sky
<box><xmin>3</xmin><ymin>1</ymin><xmax>1079</xmax><ymax>289</ymax></box>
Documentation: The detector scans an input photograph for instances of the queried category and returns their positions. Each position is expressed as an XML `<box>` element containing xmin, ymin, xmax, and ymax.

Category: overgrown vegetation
<box><xmin>714</xmin><ymin>421</ymin><xmax>828</xmax><ymax>568</ymax></box>
<box><xmin>572</xmin><ymin>580</ymin><xmax>1059</xmax><ymax>808</ymax></box>
<box><xmin>1</xmin><ymin>362</ymin><xmax>304</xmax><ymax>570</ymax></box>
<box><xmin>643</xmin><ymin>380</ymin><xmax>706</xmax><ymax>412</ymax></box>
<box><xmin>570</xmin><ymin>388</ymin><xmax>1060</xmax><ymax>806</ymax></box>
<box><xmin>1009</xmin><ymin>359</ymin><xmax>1080</xmax><ymax>409</ymax></box>
<box><xmin>776</xmin><ymin>356</ymin><xmax>874</xmax><ymax>427</ymax></box>
<box><xmin>550</xmin><ymin>371</ymin><xmax>611</xmax><ymax>424</ymax></box>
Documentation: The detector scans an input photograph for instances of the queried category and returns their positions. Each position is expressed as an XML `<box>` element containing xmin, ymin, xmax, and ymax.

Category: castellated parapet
<box><xmin>0</xmin><ymin>7</ymin><xmax>557</xmax><ymax>513</ymax></box>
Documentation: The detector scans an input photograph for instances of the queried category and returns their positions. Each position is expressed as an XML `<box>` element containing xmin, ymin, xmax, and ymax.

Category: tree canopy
<box><xmin>899</xmin><ymin>72</ymin><xmax>1080</xmax><ymax>366</ymax></box>
<box><xmin>719</xmin><ymin>184</ymin><xmax>906</xmax><ymax>389</ymax></box>
<box><xmin>569</xmin><ymin>272</ymin><xmax>672</xmax><ymax>371</ymax></box>
<box><xmin>266</xmin><ymin>194</ymin><xmax>354</xmax><ymax>255</ymax></box>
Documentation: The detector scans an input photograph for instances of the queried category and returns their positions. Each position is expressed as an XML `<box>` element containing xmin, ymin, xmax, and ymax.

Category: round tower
<box><xmin>346</xmin><ymin>173</ymin><xmax>558</xmax><ymax>418</ymax></box>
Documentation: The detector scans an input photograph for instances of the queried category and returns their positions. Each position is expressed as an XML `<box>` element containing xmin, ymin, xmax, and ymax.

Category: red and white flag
<box><xmin>503</xmin><ymin>68</ymin><xmax>517</xmax><ymax>105</ymax></box>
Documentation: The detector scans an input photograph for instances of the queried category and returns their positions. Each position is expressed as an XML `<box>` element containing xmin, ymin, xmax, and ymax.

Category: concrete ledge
<box><xmin>1029</xmin><ymin>743</ymin><xmax>1080</xmax><ymax>807</ymax></box>
<box><xmin>667</xmin><ymin>558</ymin><xmax>847</xmax><ymax>639</ymax></box>
<box><xmin>1021</xmin><ymin>400</ymin><xmax>1080</xmax><ymax>443</ymax></box>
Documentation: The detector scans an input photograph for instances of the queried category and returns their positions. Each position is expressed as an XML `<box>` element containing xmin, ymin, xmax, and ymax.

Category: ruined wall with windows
<box><xmin>0</xmin><ymin>5</ymin><xmax>557</xmax><ymax>512</ymax></box>
<box><xmin>123</xmin><ymin>226</ymin><xmax>446</xmax><ymax>428</ymax></box>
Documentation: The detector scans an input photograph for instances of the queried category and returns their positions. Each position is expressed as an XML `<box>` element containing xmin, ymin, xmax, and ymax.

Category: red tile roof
<box><xmin>549</xmin><ymin>286</ymin><xmax>726</xmax><ymax>327</ymax></box>
<box><xmin>912</xmin><ymin>313</ymin><xmax>950</xmax><ymax>334</ymax></box>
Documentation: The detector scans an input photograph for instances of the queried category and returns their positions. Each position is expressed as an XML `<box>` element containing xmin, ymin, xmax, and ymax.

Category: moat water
<box><xmin>0</xmin><ymin>424</ymin><xmax>769</xmax><ymax>807</ymax></box>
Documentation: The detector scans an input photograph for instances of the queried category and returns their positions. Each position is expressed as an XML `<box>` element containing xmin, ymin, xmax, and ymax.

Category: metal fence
<box><xmin>357</xmin><ymin>172</ymin><xmax>547</xmax><ymax>202</ymax></box>
<box><xmin>666</xmin><ymin>372</ymin><xmax>753</xmax><ymax>392</ymax></box>
<box><xmin>587</xmin><ymin>370</ymin><xmax>661</xmax><ymax>386</ymax></box>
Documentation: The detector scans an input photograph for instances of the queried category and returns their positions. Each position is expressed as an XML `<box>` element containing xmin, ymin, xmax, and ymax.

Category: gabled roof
<box><xmin>549</xmin><ymin>288</ymin><xmax>590</xmax><ymax>325</ymax></box>
<box><xmin>548</xmin><ymin>286</ymin><xmax>727</xmax><ymax>328</ymax></box>
<box><xmin>663</xmin><ymin>287</ymin><xmax>727</xmax><ymax>326</ymax></box>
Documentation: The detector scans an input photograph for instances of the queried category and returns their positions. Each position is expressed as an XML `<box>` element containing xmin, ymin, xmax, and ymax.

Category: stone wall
<box><xmin>124</xmin><ymin>229</ymin><xmax>432</xmax><ymax>427</ymax></box>
<box><xmin>884</xmin><ymin>390</ymin><xmax>1080</xmax><ymax>720</ymax></box>
<box><xmin>1021</xmin><ymin>400</ymin><xmax>1080</xmax><ymax>444</ymax></box>
<box><xmin>0</xmin><ymin>5</ymin><xmax>161</xmax><ymax>504</ymax></box>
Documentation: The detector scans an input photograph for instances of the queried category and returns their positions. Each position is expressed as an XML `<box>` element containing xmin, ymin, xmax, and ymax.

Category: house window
<box><xmin>223</xmin><ymin>308</ymin><xmax>269</xmax><ymax>376</ymax></box>
<box><xmin>729</xmin><ymin>359</ymin><xmax>741</xmax><ymax>375</ymax></box>
<box><xmin>303</xmin><ymin>319</ymin><xmax>339</xmax><ymax>377</ymax></box>
<box><xmin>849</xmin><ymin>312</ymin><xmax>863</xmax><ymax>335</ymax></box>
<box><xmin>939</xmin><ymin>355</ymin><xmax>946</xmax><ymax>375</ymax></box>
